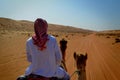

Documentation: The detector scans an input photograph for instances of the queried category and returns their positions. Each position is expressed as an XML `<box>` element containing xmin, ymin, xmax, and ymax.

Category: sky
<box><xmin>0</xmin><ymin>0</ymin><xmax>120</xmax><ymax>31</ymax></box>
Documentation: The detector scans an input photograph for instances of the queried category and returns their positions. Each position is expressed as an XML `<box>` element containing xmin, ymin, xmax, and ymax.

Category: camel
<box><xmin>59</xmin><ymin>38</ymin><xmax>68</xmax><ymax>71</ymax></box>
<box><xmin>73</xmin><ymin>52</ymin><xmax>87</xmax><ymax>80</ymax></box>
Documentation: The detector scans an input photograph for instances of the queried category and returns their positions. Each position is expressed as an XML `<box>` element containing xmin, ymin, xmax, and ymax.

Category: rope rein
<box><xmin>70</xmin><ymin>70</ymin><xmax>81</xmax><ymax>78</ymax></box>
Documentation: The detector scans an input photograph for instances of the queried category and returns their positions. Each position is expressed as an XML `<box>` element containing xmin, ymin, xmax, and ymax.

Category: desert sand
<box><xmin>0</xmin><ymin>18</ymin><xmax>120</xmax><ymax>80</ymax></box>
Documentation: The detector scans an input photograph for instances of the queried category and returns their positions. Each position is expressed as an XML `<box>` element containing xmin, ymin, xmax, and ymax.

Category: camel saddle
<box><xmin>17</xmin><ymin>74</ymin><xmax>63</xmax><ymax>80</ymax></box>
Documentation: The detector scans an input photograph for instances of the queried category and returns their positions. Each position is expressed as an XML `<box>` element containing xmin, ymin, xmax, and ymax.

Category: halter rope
<box><xmin>70</xmin><ymin>70</ymin><xmax>81</xmax><ymax>78</ymax></box>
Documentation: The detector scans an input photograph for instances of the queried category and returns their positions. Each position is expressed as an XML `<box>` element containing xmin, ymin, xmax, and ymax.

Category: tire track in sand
<box><xmin>67</xmin><ymin>34</ymin><xmax>120</xmax><ymax>80</ymax></box>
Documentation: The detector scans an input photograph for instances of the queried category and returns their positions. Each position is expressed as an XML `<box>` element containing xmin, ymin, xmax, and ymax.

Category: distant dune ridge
<box><xmin>0</xmin><ymin>17</ymin><xmax>120</xmax><ymax>80</ymax></box>
<box><xmin>0</xmin><ymin>17</ymin><xmax>93</xmax><ymax>34</ymax></box>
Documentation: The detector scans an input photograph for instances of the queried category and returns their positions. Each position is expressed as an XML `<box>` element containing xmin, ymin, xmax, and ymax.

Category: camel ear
<box><xmin>74</xmin><ymin>52</ymin><xmax>77</xmax><ymax>60</ymax></box>
<box><xmin>85</xmin><ymin>53</ymin><xmax>88</xmax><ymax>60</ymax></box>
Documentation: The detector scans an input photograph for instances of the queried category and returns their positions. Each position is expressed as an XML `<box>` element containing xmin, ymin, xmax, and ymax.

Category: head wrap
<box><xmin>32</xmin><ymin>18</ymin><xmax>49</xmax><ymax>51</ymax></box>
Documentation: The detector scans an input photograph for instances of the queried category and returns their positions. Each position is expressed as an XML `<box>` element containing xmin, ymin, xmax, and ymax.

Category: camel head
<box><xmin>60</xmin><ymin>38</ymin><xmax>67</xmax><ymax>51</ymax></box>
<box><xmin>74</xmin><ymin>52</ymin><xmax>87</xmax><ymax>72</ymax></box>
<box><xmin>60</xmin><ymin>38</ymin><xmax>68</xmax><ymax>61</ymax></box>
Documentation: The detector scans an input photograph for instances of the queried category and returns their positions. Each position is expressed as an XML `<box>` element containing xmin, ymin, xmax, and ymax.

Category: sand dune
<box><xmin>0</xmin><ymin>17</ymin><xmax>93</xmax><ymax>34</ymax></box>
<box><xmin>0</xmin><ymin>18</ymin><xmax>120</xmax><ymax>80</ymax></box>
